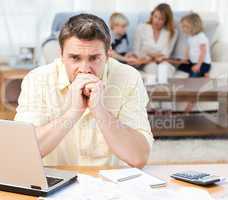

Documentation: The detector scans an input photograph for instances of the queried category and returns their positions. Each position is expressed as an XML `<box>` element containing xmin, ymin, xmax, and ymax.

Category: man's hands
<box><xmin>84</xmin><ymin>81</ymin><xmax>105</xmax><ymax>114</ymax></box>
<box><xmin>68</xmin><ymin>73</ymin><xmax>104</xmax><ymax>117</ymax></box>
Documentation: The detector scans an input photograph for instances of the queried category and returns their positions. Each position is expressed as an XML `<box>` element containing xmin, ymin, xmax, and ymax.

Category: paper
<box><xmin>99</xmin><ymin>168</ymin><xmax>213</xmax><ymax>200</ymax></box>
<box><xmin>218</xmin><ymin>177</ymin><xmax>228</xmax><ymax>184</ymax></box>
<box><xmin>120</xmin><ymin>187</ymin><xmax>214</xmax><ymax>200</ymax></box>
<box><xmin>39</xmin><ymin>173</ymin><xmax>214</xmax><ymax>200</ymax></box>
<box><xmin>38</xmin><ymin>173</ymin><xmax>139</xmax><ymax>200</ymax></box>
<box><xmin>99</xmin><ymin>168</ymin><xmax>166</xmax><ymax>186</ymax></box>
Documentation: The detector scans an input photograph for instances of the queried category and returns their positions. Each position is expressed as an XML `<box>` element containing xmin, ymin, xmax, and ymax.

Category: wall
<box><xmin>0</xmin><ymin>0</ymin><xmax>227</xmax><ymax>62</ymax></box>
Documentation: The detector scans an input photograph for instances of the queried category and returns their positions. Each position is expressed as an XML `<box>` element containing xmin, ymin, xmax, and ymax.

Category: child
<box><xmin>109</xmin><ymin>12</ymin><xmax>131</xmax><ymax>63</ymax></box>
<box><xmin>179</xmin><ymin>13</ymin><xmax>211</xmax><ymax>78</ymax></box>
<box><xmin>178</xmin><ymin>13</ymin><xmax>211</xmax><ymax>112</ymax></box>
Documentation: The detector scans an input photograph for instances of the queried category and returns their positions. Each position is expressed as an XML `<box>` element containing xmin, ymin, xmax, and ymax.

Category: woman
<box><xmin>128</xmin><ymin>3</ymin><xmax>177</xmax><ymax>82</ymax></box>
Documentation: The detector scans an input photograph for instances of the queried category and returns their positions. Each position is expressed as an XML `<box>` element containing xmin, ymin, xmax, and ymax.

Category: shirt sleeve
<box><xmin>133</xmin><ymin>24</ymin><xmax>144</xmax><ymax>56</ymax></box>
<box><xmin>162</xmin><ymin>29</ymin><xmax>178</xmax><ymax>57</ymax></box>
<box><xmin>117</xmin><ymin>71</ymin><xmax>154</xmax><ymax>162</ymax></box>
<box><xmin>14</xmin><ymin>72</ymin><xmax>50</xmax><ymax>126</ymax></box>
<box><xmin>198</xmin><ymin>33</ymin><xmax>209</xmax><ymax>45</ymax></box>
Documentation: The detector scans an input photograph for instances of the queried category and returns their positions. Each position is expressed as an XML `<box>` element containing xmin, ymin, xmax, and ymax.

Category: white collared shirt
<box><xmin>15</xmin><ymin>58</ymin><xmax>153</xmax><ymax>166</ymax></box>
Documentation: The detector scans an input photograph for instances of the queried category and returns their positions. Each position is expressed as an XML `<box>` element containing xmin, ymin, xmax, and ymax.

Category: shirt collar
<box><xmin>57</xmin><ymin>58</ymin><xmax>109</xmax><ymax>92</ymax></box>
<box><xmin>56</xmin><ymin>59</ymin><xmax>71</xmax><ymax>91</ymax></box>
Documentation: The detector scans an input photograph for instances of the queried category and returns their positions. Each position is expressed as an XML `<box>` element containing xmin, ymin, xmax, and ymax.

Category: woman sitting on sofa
<box><xmin>128</xmin><ymin>3</ymin><xmax>178</xmax><ymax>81</ymax></box>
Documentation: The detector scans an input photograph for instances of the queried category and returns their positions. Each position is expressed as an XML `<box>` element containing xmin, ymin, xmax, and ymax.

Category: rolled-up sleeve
<box><xmin>14</xmin><ymin>72</ymin><xmax>49</xmax><ymax>126</ymax></box>
<box><xmin>117</xmin><ymin>72</ymin><xmax>154</xmax><ymax>161</ymax></box>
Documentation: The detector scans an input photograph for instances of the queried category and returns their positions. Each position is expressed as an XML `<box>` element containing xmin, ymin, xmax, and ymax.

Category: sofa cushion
<box><xmin>209</xmin><ymin>62</ymin><xmax>228</xmax><ymax>78</ymax></box>
<box><xmin>174</xmin><ymin>70</ymin><xmax>189</xmax><ymax>78</ymax></box>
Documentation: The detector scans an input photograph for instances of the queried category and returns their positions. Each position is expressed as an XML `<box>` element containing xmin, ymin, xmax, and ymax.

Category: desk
<box><xmin>0</xmin><ymin>164</ymin><xmax>227</xmax><ymax>200</ymax></box>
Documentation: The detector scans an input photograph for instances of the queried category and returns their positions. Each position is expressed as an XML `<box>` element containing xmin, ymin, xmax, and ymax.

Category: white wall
<box><xmin>0</xmin><ymin>0</ymin><xmax>227</xmax><ymax>61</ymax></box>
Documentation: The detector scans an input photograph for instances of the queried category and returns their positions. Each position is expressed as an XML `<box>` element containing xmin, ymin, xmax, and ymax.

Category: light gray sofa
<box><xmin>41</xmin><ymin>11</ymin><xmax>228</xmax><ymax>111</ymax></box>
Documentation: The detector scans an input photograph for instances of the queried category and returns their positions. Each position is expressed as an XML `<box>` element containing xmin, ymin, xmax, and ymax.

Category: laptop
<box><xmin>0</xmin><ymin>120</ymin><xmax>77</xmax><ymax>197</ymax></box>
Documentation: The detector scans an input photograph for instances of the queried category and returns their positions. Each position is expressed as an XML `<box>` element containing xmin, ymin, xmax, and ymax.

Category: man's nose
<box><xmin>78</xmin><ymin>61</ymin><xmax>92</xmax><ymax>73</ymax></box>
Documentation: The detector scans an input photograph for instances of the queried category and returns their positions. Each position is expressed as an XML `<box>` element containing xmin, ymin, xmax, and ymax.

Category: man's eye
<box><xmin>89</xmin><ymin>56</ymin><xmax>98</xmax><ymax>62</ymax></box>
<box><xmin>71</xmin><ymin>56</ymin><xmax>80</xmax><ymax>61</ymax></box>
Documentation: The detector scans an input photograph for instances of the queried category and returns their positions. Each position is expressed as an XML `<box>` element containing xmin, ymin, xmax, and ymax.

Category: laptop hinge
<box><xmin>30</xmin><ymin>185</ymin><xmax>42</xmax><ymax>190</ymax></box>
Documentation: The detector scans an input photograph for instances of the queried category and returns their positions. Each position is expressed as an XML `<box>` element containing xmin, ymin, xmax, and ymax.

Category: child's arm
<box><xmin>184</xmin><ymin>47</ymin><xmax>189</xmax><ymax>61</ymax></box>
<box><xmin>192</xmin><ymin>44</ymin><xmax>207</xmax><ymax>73</ymax></box>
<box><xmin>110</xmin><ymin>50</ymin><xmax>128</xmax><ymax>62</ymax></box>
<box><xmin>198</xmin><ymin>44</ymin><xmax>207</xmax><ymax>65</ymax></box>
<box><xmin>163</xmin><ymin>48</ymin><xmax>190</xmax><ymax>65</ymax></box>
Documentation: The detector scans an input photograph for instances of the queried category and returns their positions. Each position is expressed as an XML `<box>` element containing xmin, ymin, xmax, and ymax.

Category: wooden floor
<box><xmin>149</xmin><ymin>113</ymin><xmax>228</xmax><ymax>138</ymax></box>
<box><xmin>0</xmin><ymin>102</ymin><xmax>16</xmax><ymax>120</ymax></box>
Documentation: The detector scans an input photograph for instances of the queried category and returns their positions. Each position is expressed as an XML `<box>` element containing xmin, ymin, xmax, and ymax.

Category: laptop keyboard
<box><xmin>46</xmin><ymin>176</ymin><xmax>63</xmax><ymax>187</ymax></box>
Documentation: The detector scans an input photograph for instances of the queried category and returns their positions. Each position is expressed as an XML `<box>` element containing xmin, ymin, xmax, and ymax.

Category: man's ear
<box><xmin>107</xmin><ymin>48</ymin><xmax>112</xmax><ymax>57</ymax></box>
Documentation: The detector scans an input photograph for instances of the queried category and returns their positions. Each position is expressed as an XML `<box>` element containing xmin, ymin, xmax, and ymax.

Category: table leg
<box><xmin>218</xmin><ymin>92</ymin><xmax>228</xmax><ymax>128</ymax></box>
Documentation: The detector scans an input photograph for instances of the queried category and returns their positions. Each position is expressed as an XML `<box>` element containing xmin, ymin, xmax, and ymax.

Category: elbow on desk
<box><xmin>128</xmin><ymin>153</ymin><xmax>149</xmax><ymax>169</ymax></box>
<box><xmin>128</xmin><ymin>158</ymin><xmax>147</xmax><ymax>169</ymax></box>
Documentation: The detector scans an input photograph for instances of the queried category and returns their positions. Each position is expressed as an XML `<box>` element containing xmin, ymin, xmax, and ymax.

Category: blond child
<box><xmin>179</xmin><ymin>13</ymin><xmax>211</xmax><ymax>112</ymax></box>
<box><xmin>109</xmin><ymin>12</ymin><xmax>131</xmax><ymax>63</ymax></box>
<box><xmin>178</xmin><ymin>13</ymin><xmax>211</xmax><ymax>78</ymax></box>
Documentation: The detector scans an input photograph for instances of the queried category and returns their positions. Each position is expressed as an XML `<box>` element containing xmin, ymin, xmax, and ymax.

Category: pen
<box><xmin>117</xmin><ymin>174</ymin><xmax>142</xmax><ymax>182</ymax></box>
<box><xmin>150</xmin><ymin>183</ymin><xmax>166</xmax><ymax>188</ymax></box>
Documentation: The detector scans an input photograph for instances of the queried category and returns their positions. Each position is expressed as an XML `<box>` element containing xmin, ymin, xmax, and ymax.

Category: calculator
<box><xmin>171</xmin><ymin>171</ymin><xmax>221</xmax><ymax>186</ymax></box>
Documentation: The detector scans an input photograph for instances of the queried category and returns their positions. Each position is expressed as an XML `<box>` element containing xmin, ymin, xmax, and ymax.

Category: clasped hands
<box><xmin>68</xmin><ymin>73</ymin><xmax>105</xmax><ymax>115</ymax></box>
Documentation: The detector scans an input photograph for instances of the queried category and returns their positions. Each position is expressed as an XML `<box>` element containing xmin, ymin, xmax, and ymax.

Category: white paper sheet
<box><xmin>38</xmin><ymin>173</ymin><xmax>139</xmax><ymax>200</ymax></box>
<box><xmin>39</xmin><ymin>173</ymin><xmax>214</xmax><ymax>200</ymax></box>
<box><xmin>99</xmin><ymin>168</ymin><xmax>166</xmax><ymax>186</ymax></box>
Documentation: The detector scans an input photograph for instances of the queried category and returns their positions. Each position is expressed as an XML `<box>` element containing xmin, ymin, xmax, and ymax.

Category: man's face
<box><xmin>61</xmin><ymin>36</ymin><xmax>109</xmax><ymax>82</ymax></box>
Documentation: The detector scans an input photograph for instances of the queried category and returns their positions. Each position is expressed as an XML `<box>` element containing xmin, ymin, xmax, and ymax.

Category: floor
<box><xmin>150</xmin><ymin>137</ymin><xmax>228</xmax><ymax>164</ymax></box>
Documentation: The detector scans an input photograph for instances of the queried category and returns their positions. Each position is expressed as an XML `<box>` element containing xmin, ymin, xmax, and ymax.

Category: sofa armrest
<box><xmin>42</xmin><ymin>40</ymin><xmax>59</xmax><ymax>64</ymax></box>
<box><xmin>209</xmin><ymin>62</ymin><xmax>228</xmax><ymax>78</ymax></box>
<box><xmin>212</xmin><ymin>41</ymin><xmax>228</xmax><ymax>62</ymax></box>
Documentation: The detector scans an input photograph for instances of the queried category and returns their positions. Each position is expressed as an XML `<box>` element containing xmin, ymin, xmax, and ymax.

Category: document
<box><xmin>39</xmin><ymin>173</ymin><xmax>214</xmax><ymax>200</ymax></box>
<box><xmin>99</xmin><ymin>168</ymin><xmax>166</xmax><ymax>187</ymax></box>
<box><xmin>38</xmin><ymin>173</ymin><xmax>139</xmax><ymax>200</ymax></box>
<box><xmin>99</xmin><ymin>168</ymin><xmax>213</xmax><ymax>200</ymax></box>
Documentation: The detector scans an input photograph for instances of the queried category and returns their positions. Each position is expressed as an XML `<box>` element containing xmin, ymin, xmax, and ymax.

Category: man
<box><xmin>15</xmin><ymin>14</ymin><xmax>153</xmax><ymax>168</ymax></box>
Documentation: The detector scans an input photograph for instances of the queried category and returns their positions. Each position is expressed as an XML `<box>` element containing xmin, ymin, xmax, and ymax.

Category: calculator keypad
<box><xmin>171</xmin><ymin>171</ymin><xmax>221</xmax><ymax>186</ymax></box>
<box><xmin>174</xmin><ymin>171</ymin><xmax>210</xmax><ymax>179</ymax></box>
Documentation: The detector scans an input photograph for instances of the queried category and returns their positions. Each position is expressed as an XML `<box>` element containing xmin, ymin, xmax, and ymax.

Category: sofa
<box><xmin>41</xmin><ymin>11</ymin><xmax>228</xmax><ymax>112</ymax></box>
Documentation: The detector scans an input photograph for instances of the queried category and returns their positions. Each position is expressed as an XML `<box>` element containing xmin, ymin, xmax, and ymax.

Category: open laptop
<box><xmin>0</xmin><ymin>120</ymin><xmax>77</xmax><ymax>197</ymax></box>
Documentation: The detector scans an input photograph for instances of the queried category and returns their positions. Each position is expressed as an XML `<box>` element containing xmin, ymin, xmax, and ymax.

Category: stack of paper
<box><xmin>39</xmin><ymin>171</ymin><xmax>214</xmax><ymax>200</ymax></box>
<box><xmin>38</xmin><ymin>174</ymin><xmax>139</xmax><ymax>200</ymax></box>
<box><xmin>99</xmin><ymin>168</ymin><xmax>214</xmax><ymax>200</ymax></box>
<box><xmin>99</xmin><ymin>168</ymin><xmax>166</xmax><ymax>188</ymax></box>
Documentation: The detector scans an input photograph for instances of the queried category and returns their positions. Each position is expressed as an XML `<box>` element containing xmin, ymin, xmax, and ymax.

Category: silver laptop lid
<box><xmin>0</xmin><ymin>120</ymin><xmax>48</xmax><ymax>189</ymax></box>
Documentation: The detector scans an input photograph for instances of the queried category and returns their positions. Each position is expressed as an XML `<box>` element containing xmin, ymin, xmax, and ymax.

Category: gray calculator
<box><xmin>171</xmin><ymin>171</ymin><xmax>221</xmax><ymax>186</ymax></box>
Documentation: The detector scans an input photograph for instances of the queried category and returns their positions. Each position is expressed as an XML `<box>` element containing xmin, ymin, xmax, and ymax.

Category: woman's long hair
<box><xmin>147</xmin><ymin>3</ymin><xmax>175</xmax><ymax>40</ymax></box>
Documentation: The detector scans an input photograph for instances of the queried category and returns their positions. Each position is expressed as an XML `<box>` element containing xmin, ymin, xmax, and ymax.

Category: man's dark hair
<box><xmin>59</xmin><ymin>13</ymin><xmax>111</xmax><ymax>52</ymax></box>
